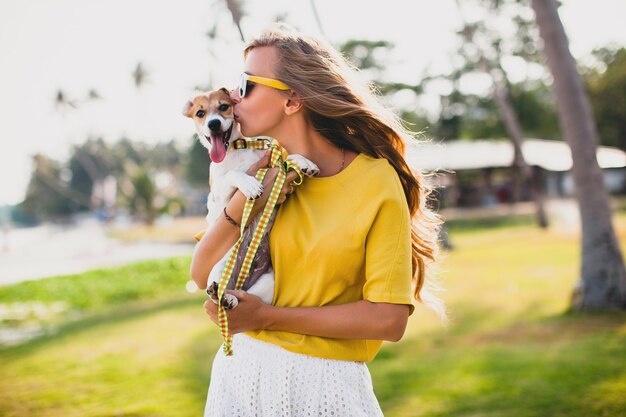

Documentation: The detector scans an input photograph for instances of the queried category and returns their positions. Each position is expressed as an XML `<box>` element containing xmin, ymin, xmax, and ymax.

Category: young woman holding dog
<box><xmin>190</xmin><ymin>24</ymin><xmax>446</xmax><ymax>417</ymax></box>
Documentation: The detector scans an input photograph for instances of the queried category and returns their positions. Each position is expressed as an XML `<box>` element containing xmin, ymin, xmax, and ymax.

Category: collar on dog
<box><xmin>216</xmin><ymin>140</ymin><xmax>305</xmax><ymax>356</ymax></box>
<box><xmin>232</xmin><ymin>137</ymin><xmax>272</xmax><ymax>150</ymax></box>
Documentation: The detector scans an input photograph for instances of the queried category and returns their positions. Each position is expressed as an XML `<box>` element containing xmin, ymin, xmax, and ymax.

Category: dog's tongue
<box><xmin>209</xmin><ymin>135</ymin><xmax>227</xmax><ymax>163</ymax></box>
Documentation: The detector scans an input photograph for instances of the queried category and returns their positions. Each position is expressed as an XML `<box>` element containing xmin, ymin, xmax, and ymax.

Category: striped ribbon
<box><xmin>232</xmin><ymin>137</ymin><xmax>271</xmax><ymax>150</ymax></box>
<box><xmin>216</xmin><ymin>138</ymin><xmax>303</xmax><ymax>356</ymax></box>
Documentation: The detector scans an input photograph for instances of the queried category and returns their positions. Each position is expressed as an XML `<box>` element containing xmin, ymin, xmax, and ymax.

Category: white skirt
<box><xmin>204</xmin><ymin>334</ymin><xmax>384</xmax><ymax>417</ymax></box>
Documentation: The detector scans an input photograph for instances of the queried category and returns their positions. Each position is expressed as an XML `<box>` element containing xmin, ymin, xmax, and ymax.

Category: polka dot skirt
<box><xmin>204</xmin><ymin>334</ymin><xmax>384</xmax><ymax>417</ymax></box>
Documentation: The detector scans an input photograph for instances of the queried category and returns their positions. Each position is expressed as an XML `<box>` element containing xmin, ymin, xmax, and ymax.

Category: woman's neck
<box><xmin>272</xmin><ymin>121</ymin><xmax>343</xmax><ymax>177</ymax></box>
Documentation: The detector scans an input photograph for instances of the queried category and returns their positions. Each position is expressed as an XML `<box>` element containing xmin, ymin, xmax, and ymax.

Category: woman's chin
<box><xmin>241</xmin><ymin>126</ymin><xmax>261</xmax><ymax>138</ymax></box>
<box><xmin>239</xmin><ymin>125</ymin><xmax>251</xmax><ymax>137</ymax></box>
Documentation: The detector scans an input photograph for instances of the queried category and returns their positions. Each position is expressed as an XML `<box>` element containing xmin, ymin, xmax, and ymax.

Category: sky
<box><xmin>1</xmin><ymin>0</ymin><xmax>626</xmax><ymax>206</ymax></box>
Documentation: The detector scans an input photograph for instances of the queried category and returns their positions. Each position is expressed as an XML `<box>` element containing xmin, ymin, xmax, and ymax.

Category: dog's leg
<box><xmin>206</xmin><ymin>248</ymin><xmax>240</xmax><ymax>309</ymax></box>
<box><xmin>213</xmin><ymin>171</ymin><xmax>264</xmax><ymax>201</ymax></box>
<box><xmin>205</xmin><ymin>191</ymin><xmax>222</xmax><ymax>226</ymax></box>
<box><xmin>286</xmin><ymin>154</ymin><xmax>320</xmax><ymax>177</ymax></box>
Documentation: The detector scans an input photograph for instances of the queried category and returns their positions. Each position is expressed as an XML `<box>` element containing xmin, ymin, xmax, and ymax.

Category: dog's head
<box><xmin>182</xmin><ymin>88</ymin><xmax>240</xmax><ymax>163</ymax></box>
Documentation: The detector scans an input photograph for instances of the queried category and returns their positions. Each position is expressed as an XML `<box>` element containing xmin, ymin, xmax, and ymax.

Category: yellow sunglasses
<box><xmin>238</xmin><ymin>73</ymin><xmax>290</xmax><ymax>98</ymax></box>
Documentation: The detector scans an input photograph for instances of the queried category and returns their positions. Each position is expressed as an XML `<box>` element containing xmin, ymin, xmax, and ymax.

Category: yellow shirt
<box><xmin>245</xmin><ymin>153</ymin><xmax>414</xmax><ymax>362</ymax></box>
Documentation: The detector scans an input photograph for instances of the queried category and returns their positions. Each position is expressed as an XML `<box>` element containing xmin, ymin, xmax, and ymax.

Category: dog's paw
<box><xmin>206</xmin><ymin>282</ymin><xmax>219</xmax><ymax>302</ymax></box>
<box><xmin>287</xmin><ymin>154</ymin><xmax>320</xmax><ymax>177</ymax></box>
<box><xmin>221</xmin><ymin>293</ymin><xmax>239</xmax><ymax>310</ymax></box>
<box><xmin>238</xmin><ymin>175</ymin><xmax>264</xmax><ymax>200</ymax></box>
<box><xmin>207</xmin><ymin>282</ymin><xmax>239</xmax><ymax>309</ymax></box>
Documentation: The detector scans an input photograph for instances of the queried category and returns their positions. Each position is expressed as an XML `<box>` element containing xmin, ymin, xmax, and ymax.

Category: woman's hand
<box><xmin>204</xmin><ymin>290</ymin><xmax>271</xmax><ymax>334</ymax></box>
<box><xmin>235</xmin><ymin>151</ymin><xmax>301</xmax><ymax>222</ymax></box>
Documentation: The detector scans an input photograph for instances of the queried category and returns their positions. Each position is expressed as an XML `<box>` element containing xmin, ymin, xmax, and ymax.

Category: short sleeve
<box><xmin>362</xmin><ymin>183</ymin><xmax>415</xmax><ymax>316</ymax></box>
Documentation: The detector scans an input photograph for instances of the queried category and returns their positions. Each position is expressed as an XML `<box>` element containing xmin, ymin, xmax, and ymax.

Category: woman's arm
<box><xmin>204</xmin><ymin>291</ymin><xmax>411</xmax><ymax>342</ymax></box>
<box><xmin>189</xmin><ymin>193</ymin><xmax>248</xmax><ymax>289</ymax></box>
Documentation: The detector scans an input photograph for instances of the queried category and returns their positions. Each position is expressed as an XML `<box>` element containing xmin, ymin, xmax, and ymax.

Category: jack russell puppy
<box><xmin>182</xmin><ymin>88</ymin><xmax>318</xmax><ymax>309</ymax></box>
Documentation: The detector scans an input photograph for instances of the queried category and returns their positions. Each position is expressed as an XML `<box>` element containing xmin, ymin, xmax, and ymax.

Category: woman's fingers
<box><xmin>276</xmin><ymin>170</ymin><xmax>301</xmax><ymax>204</ymax></box>
<box><xmin>204</xmin><ymin>300</ymin><xmax>219</xmax><ymax>324</ymax></box>
<box><xmin>204</xmin><ymin>289</ymin><xmax>267</xmax><ymax>333</ymax></box>
<box><xmin>285</xmin><ymin>170</ymin><xmax>300</xmax><ymax>185</ymax></box>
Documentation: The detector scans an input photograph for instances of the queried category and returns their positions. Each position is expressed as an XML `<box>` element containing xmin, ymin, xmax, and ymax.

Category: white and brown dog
<box><xmin>182</xmin><ymin>88</ymin><xmax>318</xmax><ymax>308</ymax></box>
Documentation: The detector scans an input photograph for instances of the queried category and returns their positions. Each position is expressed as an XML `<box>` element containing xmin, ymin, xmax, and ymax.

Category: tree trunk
<box><xmin>489</xmin><ymin>65</ymin><xmax>549</xmax><ymax>228</ymax></box>
<box><xmin>309</xmin><ymin>0</ymin><xmax>326</xmax><ymax>37</ymax></box>
<box><xmin>531</xmin><ymin>0</ymin><xmax>626</xmax><ymax>309</ymax></box>
<box><xmin>224</xmin><ymin>0</ymin><xmax>245</xmax><ymax>42</ymax></box>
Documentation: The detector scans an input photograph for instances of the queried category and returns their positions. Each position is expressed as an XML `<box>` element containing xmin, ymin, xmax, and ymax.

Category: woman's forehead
<box><xmin>244</xmin><ymin>46</ymin><xmax>279</xmax><ymax>78</ymax></box>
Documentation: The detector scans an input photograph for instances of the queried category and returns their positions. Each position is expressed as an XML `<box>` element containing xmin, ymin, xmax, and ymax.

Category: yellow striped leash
<box><xmin>216</xmin><ymin>138</ymin><xmax>304</xmax><ymax>356</ymax></box>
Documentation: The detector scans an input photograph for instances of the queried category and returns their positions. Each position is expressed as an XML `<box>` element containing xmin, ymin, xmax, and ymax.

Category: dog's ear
<box><xmin>219</xmin><ymin>87</ymin><xmax>231</xmax><ymax>97</ymax></box>
<box><xmin>182</xmin><ymin>100</ymin><xmax>194</xmax><ymax>118</ymax></box>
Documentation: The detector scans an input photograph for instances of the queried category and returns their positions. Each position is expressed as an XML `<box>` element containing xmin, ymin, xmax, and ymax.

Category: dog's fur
<box><xmin>182</xmin><ymin>88</ymin><xmax>318</xmax><ymax>309</ymax></box>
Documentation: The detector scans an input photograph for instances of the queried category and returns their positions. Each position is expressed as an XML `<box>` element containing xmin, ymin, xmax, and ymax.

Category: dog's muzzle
<box><xmin>206</xmin><ymin>123</ymin><xmax>234</xmax><ymax>163</ymax></box>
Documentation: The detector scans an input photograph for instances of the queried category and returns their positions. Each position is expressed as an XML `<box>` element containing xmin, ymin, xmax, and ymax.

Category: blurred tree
<box><xmin>54</xmin><ymin>89</ymin><xmax>78</xmax><ymax>111</ymax></box>
<box><xmin>341</xmin><ymin>40</ymin><xmax>393</xmax><ymax>78</ymax></box>
<box><xmin>453</xmin><ymin>0</ymin><xmax>549</xmax><ymax>227</ymax></box>
<box><xmin>224</xmin><ymin>0</ymin><xmax>245</xmax><ymax>42</ymax></box>
<box><xmin>18</xmin><ymin>154</ymin><xmax>90</xmax><ymax>221</ymax></box>
<box><xmin>531</xmin><ymin>0</ymin><xmax>626</xmax><ymax>310</ymax></box>
<box><xmin>309</xmin><ymin>0</ymin><xmax>325</xmax><ymax>37</ymax></box>
<box><xmin>186</xmin><ymin>137</ymin><xmax>211</xmax><ymax>187</ymax></box>
<box><xmin>587</xmin><ymin>48</ymin><xmax>626</xmax><ymax>151</ymax></box>
<box><xmin>20</xmin><ymin>135</ymin><xmax>191</xmax><ymax>225</ymax></box>
<box><xmin>68</xmin><ymin>138</ymin><xmax>112</xmax><ymax>202</ymax></box>
<box><xmin>339</xmin><ymin>39</ymin><xmax>424</xmax><ymax>136</ymax></box>
<box><xmin>151</xmin><ymin>140</ymin><xmax>183</xmax><ymax>170</ymax></box>
<box><xmin>111</xmin><ymin>140</ymin><xmax>186</xmax><ymax>225</ymax></box>
<box><xmin>128</xmin><ymin>166</ymin><xmax>158</xmax><ymax>225</ymax></box>
<box><xmin>132</xmin><ymin>62</ymin><xmax>149</xmax><ymax>88</ymax></box>
<box><xmin>458</xmin><ymin>82</ymin><xmax>559</xmax><ymax>139</ymax></box>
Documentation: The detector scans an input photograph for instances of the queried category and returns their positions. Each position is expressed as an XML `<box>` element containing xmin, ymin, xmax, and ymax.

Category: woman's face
<box><xmin>230</xmin><ymin>46</ymin><xmax>288</xmax><ymax>138</ymax></box>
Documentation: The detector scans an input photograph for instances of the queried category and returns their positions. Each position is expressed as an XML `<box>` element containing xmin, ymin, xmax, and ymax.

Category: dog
<box><xmin>182</xmin><ymin>88</ymin><xmax>318</xmax><ymax>309</ymax></box>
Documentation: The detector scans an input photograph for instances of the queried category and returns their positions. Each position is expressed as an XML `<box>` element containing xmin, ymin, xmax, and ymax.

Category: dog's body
<box><xmin>183</xmin><ymin>88</ymin><xmax>318</xmax><ymax>308</ymax></box>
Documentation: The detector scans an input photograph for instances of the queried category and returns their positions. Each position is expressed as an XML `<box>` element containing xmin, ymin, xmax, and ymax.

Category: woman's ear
<box><xmin>284</xmin><ymin>91</ymin><xmax>303</xmax><ymax>115</ymax></box>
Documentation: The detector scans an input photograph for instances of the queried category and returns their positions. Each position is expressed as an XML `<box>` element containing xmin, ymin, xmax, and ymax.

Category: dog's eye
<box><xmin>196</xmin><ymin>110</ymin><xmax>205</xmax><ymax>118</ymax></box>
<box><xmin>219</xmin><ymin>104</ymin><xmax>230</xmax><ymax>112</ymax></box>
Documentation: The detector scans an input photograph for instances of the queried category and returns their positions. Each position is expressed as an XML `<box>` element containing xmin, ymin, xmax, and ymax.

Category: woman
<box><xmin>190</xmin><ymin>24</ymin><xmax>446</xmax><ymax>417</ymax></box>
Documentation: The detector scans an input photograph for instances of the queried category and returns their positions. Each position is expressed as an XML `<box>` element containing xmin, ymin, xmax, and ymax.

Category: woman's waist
<box><xmin>242</xmin><ymin>330</ymin><xmax>381</xmax><ymax>362</ymax></box>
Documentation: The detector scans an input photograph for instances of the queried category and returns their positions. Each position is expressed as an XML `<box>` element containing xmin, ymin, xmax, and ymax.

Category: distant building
<box><xmin>405</xmin><ymin>138</ymin><xmax>626</xmax><ymax>208</ymax></box>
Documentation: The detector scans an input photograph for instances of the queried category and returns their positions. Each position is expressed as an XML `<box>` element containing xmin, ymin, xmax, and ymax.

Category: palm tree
<box><xmin>132</xmin><ymin>62</ymin><xmax>149</xmax><ymax>88</ymax></box>
<box><xmin>309</xmin><ymin>0</ymin><xmax>326</xmax><ymax>37</ymax></box>
<box><xmin>531</xmin><ymin>0</ymin><xmax>626</xmax><ymax>309</ymax></box>
<box><xmin>224</xmin><ymin>0</ymin><xmax>245</xmax><ymax>42</ymax></box>
<box><xmin>455</xmin><ymin>1</ymin><xmax>549</xmax><ymax>228</ymax></box>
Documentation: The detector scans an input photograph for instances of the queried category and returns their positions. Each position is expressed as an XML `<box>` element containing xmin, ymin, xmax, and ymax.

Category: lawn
<box><xmin>1</xmin><ymin>214</ymin><xmax>625</xmax><ymax>417</ymax></box>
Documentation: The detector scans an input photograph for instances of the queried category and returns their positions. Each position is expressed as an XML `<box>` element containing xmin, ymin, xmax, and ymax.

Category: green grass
<box><xmin>0</xmin><ymin>257</ymin><xmax>193</xmax><ymax>312</ymax></box>
<box><xmin>445</xmin><ymin>213</ymin><xmax>536</xmax><ymax>233</ymax></box>
<box><xmin>1</xmin><ymin>216</ymin><xmax>626</xmax><ymax>416</ymax></box>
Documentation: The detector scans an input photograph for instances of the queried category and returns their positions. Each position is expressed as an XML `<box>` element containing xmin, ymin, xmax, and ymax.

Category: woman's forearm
<box><xmin>190</xmin><ymin>209</ymin><xmax>240</xmax><ymax>289</ymax></box>
<box><xmin>261</xmin><ymin>300</ymin><xmax>410</xmax><ymax>342</ymax></box>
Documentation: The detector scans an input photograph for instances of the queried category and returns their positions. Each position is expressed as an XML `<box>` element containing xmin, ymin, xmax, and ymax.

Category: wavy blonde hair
<box><xmin>245</xmin><ymin>25</ymin><xmax>447</xmax><ymax>322</ymax></box>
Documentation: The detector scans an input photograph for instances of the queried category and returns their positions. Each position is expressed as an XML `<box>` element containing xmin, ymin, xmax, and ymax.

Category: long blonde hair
<box><xmin>245</xmin><ymin>25</ymin><xmax>447</xmax><ymax>322</ymax></box>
